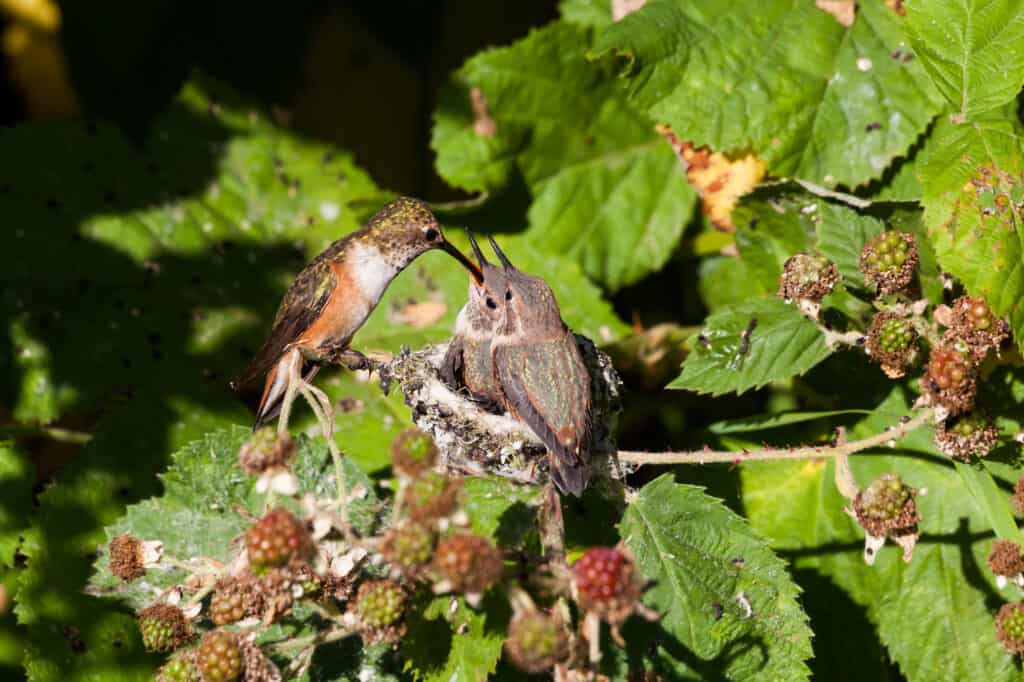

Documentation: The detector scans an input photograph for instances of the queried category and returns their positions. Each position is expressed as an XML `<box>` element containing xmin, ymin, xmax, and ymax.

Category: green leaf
<box><xmin>814</xmin><ymin>202</ymin><xmax>884</xmax><ymax>290</ymax></box>
<box><xmin>621</xmin><ymin>475</ymin><xmax>812</xmax><ymax>680</ymax></box>
<box><xmin>905</xmin><ymin>0</ymin><xmax>1024</xmax><ymax>119</ymax></box>
<box><xmin>0</xmin><ymin>441</ymin><xmax>33</xmax><ymax>567</ymax></box>
<box><xmin>742</xmin><ymin>387</ymin><xmax>1019</xmax><ymax>680</ymax></box>
<box><xmin>955</xmin><ymin>461</ymin><xmax>1022</xmax><ymax>543</ymax></box>
<box><xmin>708</xmin><ymin>410</ymin><xmax>872</xmax><ymax>435</ymax></box>
<box><xmin>559</xmin><ymin>0</ymin><xmax>614</xmax><ymax>29</ymax></box>
<box><xmin>403</xmin><ymin>594</ymin><xmax>507</xmax><ymax>682</ymax></box>
<box><xmin>463</xmin><ymin>478</ymin><xmax>541</xmax><ymax>546</ymax></box>
<box><xmin>670</xmin><ymin>297</ymin><xmax>833</xmax><ymax>396</ymax></box>
<box><xmin>733</xmin><ymin>192</ymin><xmax>817</xmax><ymax>290</ymax></box>
<box><xmin>433</xmin><ymin>21</ymin><xmax>697</xmax><ymax>290</ymax></box>
<box><xmin>592</xmin><ymin>0</ymin><xmax>942</xmax><ymax>187</ymax></box>
<box><xmin>918</xmin><ymin>116</ymin><xmax>1024</xmax><ymax>345</ymax></box>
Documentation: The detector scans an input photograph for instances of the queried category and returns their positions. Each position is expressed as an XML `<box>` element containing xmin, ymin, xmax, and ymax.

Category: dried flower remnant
<box><xmin>934</xmin><ymin>413</ymin><xmax>999</xmax><ymax>461</ymax></box>
<box><xmin>988</xmin><ymin>540</ymin><xmax>1024</xmax><ymax>589</ymax></box>
<box><xmin>851</xmin><ymin>474</ymin><xmax>920</xmax><ymax>564</ymax></box>
<box><xmin>778</xmin><ymin>253</ymin><xmax>839</xmax><ymax>302</ymax></box>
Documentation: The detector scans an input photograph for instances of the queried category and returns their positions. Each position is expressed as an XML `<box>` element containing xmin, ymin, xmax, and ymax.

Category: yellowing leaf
<box><xmin>815</xmin><ymin>0</ymin><xmax>855</xmax><ymax>27</ymax></box>
<box><xmin>390</xmin><ymin>300</ymin><xmax>448</xmax><ymax>329</ymax></box>
<box><xmin>657</xmin><ymin>124</ymin><xmax>766</xmax><ymax>232</ymax></box>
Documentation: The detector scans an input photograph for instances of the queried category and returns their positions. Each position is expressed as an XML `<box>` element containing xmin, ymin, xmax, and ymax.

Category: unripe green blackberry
<box><xmin>355</xmin><ymin>580</ymin><xmax>406</xmax><ymax>628</ymax></box>
<box><xmin>925</xmin><ymin>345</ymin><xmax>977</xmax><ymax>414</ymax></box>
<box><xmin>934</xmin><ymin>412</ymin><xmax>999</xmax><ymax>461</ymax></box>
<box><xmin>157</xmin><ymin>650</ymin><xmax>200</xmax><ymax>682</ymax></box>
<box><xmin>995</xmin><ymin>603</ymin><xmax>1024</xmax><ymax>654</ymax></box>
<box><xmin>391</xmin><ymin>429</ymin><xmax>438</xmax><ymax>477</ymax></box>
<box><xmin>244</xmin><ymin>508</ymin><xmax>313</xmax><ymax>570</ymax></box>
<box><xmin>209</xmin><ymin>577</ymin><xmax>262</xmax><ymax>626</ymax></box>
<box><xmin>859</xmin><ymin>231</ymin><xmax>918</xmax><ymax>294</ymax></box>
<box><xmin>778</xmin><ymin>253</ymin><xmax>839</xmax><ymax>301</ymax></box>
<box><xmin>944</xmin><ymin>295</ymin><xmax>1010</xmax><ymax>362</ymax></box>
<box><xmin>197</xmin><ymin>631</ymin><xmax>242</xmax><ymax>682</ymax></box>
<box><xmin>503</xmin><ymin>610</ymin><xmax>571</xmax><ymax>673</ymax></box>
<box><xmin>433</xmin><ymin>534</ymin><xmax>503</xmax><ymax>594</ymax></box>
<box><xmin>382</xmin><ymin>523</ymin><xmax>436</xmax><ymax>576</ymax></box>
<box><xmin>405</xmin><ymin>471</ymin><xmax>461</xmax><ymax>521</ymax></box>
<box><xmin>853</xmin><ymin>474</ymin><xmax>919</xmax><ymax>537</ymax></box>
<box><xmin>865</xmin><ymin>312</ymin><xmax>918</xmax><ymax>377</ymax></box>
<box><xmin>238</xmin><ymin>428</ymin><xmax>294</xmax><ymax>476</ymax></box>
<box><xmin>138</xmin><ymin>604</ymin><xmax>191</xmax><ymax>652</ymax></box>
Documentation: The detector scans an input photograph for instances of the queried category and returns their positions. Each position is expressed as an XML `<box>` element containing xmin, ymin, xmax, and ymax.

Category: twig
<box><xmin>267</xmin><ymin>624</ymin><xmax>352</xmax><ymax>655</ymax></box>
<box><xmin>618</xmin><ymin>408</ymin><xmax>935</xmax><ymax>466</ymax></box>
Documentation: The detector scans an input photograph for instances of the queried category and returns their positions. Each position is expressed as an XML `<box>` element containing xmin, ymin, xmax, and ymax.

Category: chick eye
<box><xmin>485</xmin><ymin>297</ymin><xmax>497</xmax><ymax>310</ymax></box>
<box><xmin>424</xmin><ymin>228</ymin><xmax>439</xmax><ymax>242</ymax></box>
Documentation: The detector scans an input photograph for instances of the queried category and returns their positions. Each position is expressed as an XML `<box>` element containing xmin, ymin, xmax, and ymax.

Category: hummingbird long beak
<box><xmin>487</xmin><ymin>236</ymin><xmax>514</xmax><ymax>271</ymax></box>
<box><xmin>440</xmin><ymin>240</ymin><xmax>484</xmax><ymax>284</ymax></box>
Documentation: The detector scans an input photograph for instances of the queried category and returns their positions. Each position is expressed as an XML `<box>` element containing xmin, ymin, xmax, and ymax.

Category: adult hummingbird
<box><xmin>486</xmin><ymin>237</ymin><xmax>593</xmax><ymax>496</ymax></box>
<box><xmin>440</xmin><ymin>234</ymin><xmax>507</xmax><ymax>411</ymax></box>
<box><xmin>233</xmin><ymin>197</ymin><xmax>483</xmax><ymax>428</ymax></box>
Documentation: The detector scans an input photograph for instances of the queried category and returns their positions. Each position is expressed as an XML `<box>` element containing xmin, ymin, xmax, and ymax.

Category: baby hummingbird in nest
<box><xmin>233</xmin><ymin>197</ymin><xmax>482</xmax><ymax>430</ymax></box>
<box><xmin>485</xmin><ymin>237</ymin><xmax>593</xmax><ymax>496</ymax></box>
<box><xmin>440</xmin><ymin>233</ymin><xmax>507</xmax><ymax>411</ymax></box>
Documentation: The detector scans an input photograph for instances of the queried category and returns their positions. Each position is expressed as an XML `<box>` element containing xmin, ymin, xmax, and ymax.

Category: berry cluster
<box><xmin>777</xmin><ymin>253</ymin><xmax>839</xmax><ymax>302</ymax></box>
<box><xmin>390</xmin><ymin>428</ymin><xmax>439</xmax><ymax>477</ymax></box>
<box><xmin>859</xmin><ymin>231</ymin><xmax>918</xmax><ymax>294</ymax></box>
<box><xmin>503</xmin><ymin>609</ymin><xmax>571</xmax><ymax>674</ymax></box>
<box><xmin>934</xmin><ymin>412</ymin><xmax>999</xmax><ymax>461</ymax></box>
<box><xmin>197</xmin><ymin>630</ymin><xmax>242</xmax><ymax>682</ymax></box>
<box><xmin>245</xmin><ymin>508</ymin><xmax>313</xmax><ymax>570</ymax></box>
<box><xmin>987</xmin><ymin>540</ymin><xmax>1024</xmax><ymax>579</ymax></box>
<box><xmin>865</xmin><ymin>312</ymin><xmax>918</xmax><ymax>377</ymax></box>
<box><xmin>924</xmin><ymin>345</ymin><xmax>976</xmax><ymax>414</ymax></box>
<box><xmin>237</xmin><ymin>428</ymin><xmax>295</xmax><ymax>476</ymax></box>
<box><xmin>138</xmin><ymin>604</ymin><xmax>192</xmax><ymax>653</ymax></box>
<box><xmin>995</xmin><ymin>603</ymin><xmax>1024</xmax><ymax>654</ymax></box>
<box><xmin>572</xmin><ymin>546</ymin><xmax>644</xmax><ymax>625</ymax></box>
<box><xmin>853</xmin><ymin>474</ymin><xmax>919</xmax><ymax>538</ymax></box>
<box><xmin>433</xmin><ymin>533</ymin><xmax>504</xmax><ymax>594</ymax></box>
<box><xmin>945</xmin><ymin>295</ymin><xmax>1009</xmax><ymax>361</ymax></box>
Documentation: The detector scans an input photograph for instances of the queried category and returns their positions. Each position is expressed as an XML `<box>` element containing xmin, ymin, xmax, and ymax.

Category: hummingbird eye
<box><xmin>485</xmin><ymin>297</ymin><xmax>497</xmax><ymax>310</ymax></box>
<box><xmin>424</xmin><ymin>228</ymin><xmax>439</xmax><ymax>242</ymax></box>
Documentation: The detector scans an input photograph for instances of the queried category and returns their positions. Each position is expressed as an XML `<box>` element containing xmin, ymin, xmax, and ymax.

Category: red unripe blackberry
<box><xmin>996</xmin><ymin>603</ymin><xmax>1024</xmax><ymax>654</ymax></box>
<box><xmin>355</xmin><ymin>580</ymin><xmax>406</xmax><ymax>628</ymax></box>
<box><xmin>778</xmin><ymin>253</ymin><xmax>839</xmax><ymax>301</ymax></box>
<box><xmin>503</xmin><ymin>610</ymin><xmax>571</xmax><ymax>673</ymax></box>
<box><xmin>572</xmin><ymin>546</ymin><xmax>644</xmax><ymax>624</ymax></box>
<box><xmin>433</xmin><ymin>534</ymin><xmax>503</xmax><ymax>593</ymax></box>
<box><xmin>944</xmin><ymin>295</ymin><xmax>1009</xmax><ymax>361</ymax></box>
<box><xmin>209</xmin><ymin>577</ymin><xmax>262</xmax><ymax>626</ymax></box>
<box><xmin>197</xmin><ymin>631</ymin><xmax>242</xmax><ymax>682</ymax></box>
<box><xmin>138</xmin><ymin>603</ymin><xmax>191</xmax><ymax>652</ymax></box>
<box><xmin>405</xmin><ymin>471</ymin><xmax>461</xmax><ymax>521</ymax></box>
<box><xmin>382</xmin><ymin>522</ymin><xmax>436</xmax><ymax>576</ymax></box>
<box><xmin>237</xmin><ymin>428</ymin><xmax>294</xmax><ymax>475</ymax></box>
<box><xmin>859</xmin><ymin>231</ymin><xmax>917</xmax><ymax>294</ymax></box>
<box><xmin>924</xmin><ymin>345</ymin><xmax>976</xmax><ymax>414</ymax></box>
<box><xmin>245</xmin><ymin>508</ymin><xmax>312</xmax><ymax>570</ymax></box>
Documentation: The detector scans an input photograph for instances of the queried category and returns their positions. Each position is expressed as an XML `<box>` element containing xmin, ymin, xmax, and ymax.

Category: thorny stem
<box><xmin>617</xmin><ymin>408</ymin><xmax>936</xmax><ymax>466</ymax></box>
<box><xmin>268</xmin><ymin>624</ymin><xmax>353</xmax><ymax>656</ymax></box>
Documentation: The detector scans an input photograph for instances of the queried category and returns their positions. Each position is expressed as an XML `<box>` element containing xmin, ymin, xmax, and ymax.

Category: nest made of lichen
<box><xmin>377</xmin><ymin>335</ymin><xmax>624</xmax><ymax>489</ymax></box>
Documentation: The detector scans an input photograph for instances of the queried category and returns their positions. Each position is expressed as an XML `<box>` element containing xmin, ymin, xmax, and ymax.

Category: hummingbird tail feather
<box><xmin>247</xmin><ymin>350</ymin><xmax>319</xmax><ymax>430</ymax></box>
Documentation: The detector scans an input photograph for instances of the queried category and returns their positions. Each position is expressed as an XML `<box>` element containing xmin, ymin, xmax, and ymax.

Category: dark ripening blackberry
<box><xmin>109</xmin><ymin>534</ymin><xmax>145</xmax><ymax>582</ymax></box>
<box><xmin>572</xmin><ymin>546</ymin><xmax>644</xmax><ymax>625</ymax></box>
<box><xmin>865</xmin><ymin>312</ymin><xmax>918</xmax><ymax>378</ymax></box>
<box><xmin>934</xmin><ymin>412</ymin><xmax>999</xmax><ymax>461</ymax></box>
<box><xmin>995</xmin><ymin>603</ymin><xmax>1024</xmax><ymax>654</ymax></box>
<box><xmin>987</xmin><ymin>540</ymin><xmax>1024</xmax><ymax>578</ymax></box>
<box><xmin>853</xmin><ymin>474</ymin><xmax>919</xmax><ymax>538</ymax></box>
<box><xmin>138</xmin><ymin>604</ymin><xmax>192</xmax><ymax>653</ymax></box>
<box><xmin>197</xmin><ymin>631</ymin><xmax>243</xmax><ymax>682</ymax></box>
<box><xmin>244</xmin><ymin>508</ymin><xmax>313</xmax><ymax>570</ymax></box>
<box><xmin>777</xmin><ymin>253</ymin><xmax>839</xmax><ymax>301</ymax></box>
<box><xmin>858</xmin><ymin>231</ymin><xmax>918</xmax><ymax>295</ymax></box>
<box><xmin>924</xmin><ymin>345</ymin><xmax>977</xmax><ymax>415</ymax></box>
<box><xmin>210</xmin><ymin>576</ymin><xmax>263</xmax><ymax>625</ymax></box>
<box><xmin>433</xmin><ymin>534</ymin><xmax>504</xmax><ymax>594</ymax></box>
<box><xmin>944</xmin><ymin>295</ymin><xmax>1010</xmax><ymax>362</ymax></box>
<box><xmin>503</xmin><ymin>610</ymin><xmax>571</xmax><ymax>674</ymax></box>
<box><xmin>390</xmin><ymin>428</ymin><xmax>439</xmax><ymax>477</ymax></box>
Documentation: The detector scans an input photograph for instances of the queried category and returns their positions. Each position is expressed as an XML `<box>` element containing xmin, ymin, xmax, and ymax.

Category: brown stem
<box><xmin>617</xmin><ymin>409</ymin><xmax>935</xmax><ymax>466</ymax></box>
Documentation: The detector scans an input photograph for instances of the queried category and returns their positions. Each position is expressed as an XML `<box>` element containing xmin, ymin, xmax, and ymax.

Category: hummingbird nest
<box><xmin>378</xmin><ymin>335</ymin><xmax>625</xmax><ymax>489</ymax></box>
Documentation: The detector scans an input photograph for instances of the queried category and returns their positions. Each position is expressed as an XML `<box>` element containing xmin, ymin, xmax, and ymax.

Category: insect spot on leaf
<box><xmin>865</xmin><ymin>122</ymin><xmax>882</xmax><ymax>132</ymax></box>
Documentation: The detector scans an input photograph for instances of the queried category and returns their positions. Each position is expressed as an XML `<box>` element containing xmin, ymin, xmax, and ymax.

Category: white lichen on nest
<box><xmin>378</xmin><ymin>335</ymin><xmax>624</xmax><ymax>488</ymax></box>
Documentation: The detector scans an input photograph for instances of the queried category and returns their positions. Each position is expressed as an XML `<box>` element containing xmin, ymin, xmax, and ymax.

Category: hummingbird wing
<box><xmin>494</xmin><ymin>334</ymin><xmax>592</xmax><ymax>496</ymax></box>
<box><xmin>232</xmin><ymin>259</ymin><xmax>336</xmax><ymax>411</ymax></box>
<box><xmin>439</xmin><ymin>336</ymin><xmax>465</xmax><ymax>391</ymax></box>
